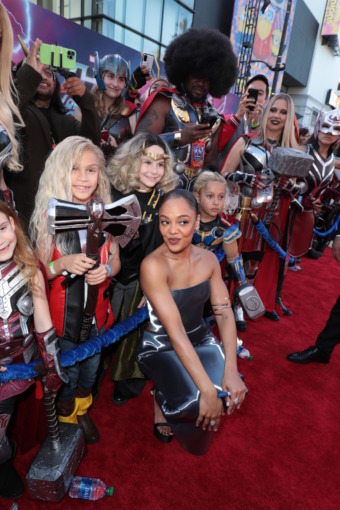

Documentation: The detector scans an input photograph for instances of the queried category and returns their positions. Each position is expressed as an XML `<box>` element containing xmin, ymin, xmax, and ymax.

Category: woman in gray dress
<box><xmin>137</xmin><ymin>189</ymin><xmax>246</xmax><ymax>455</ymax></box>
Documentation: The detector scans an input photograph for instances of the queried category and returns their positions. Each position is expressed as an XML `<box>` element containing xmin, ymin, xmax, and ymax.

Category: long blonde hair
<box><xmin>107</xmin><ymin>132</ymin><xmax>178</xmax><ymax>194</ymax></box>
<box><xmin>261</xmin><ymin>93</ymin><xmax>298</xmax><ymax>149</ymax></box>
<box><xmin>30</xmin><ymin>136</ymin><xmax>111</xmax><ymax>262</ymax></box>
<box><xmin>0</xmin><ymin>4</ymin><xmax>24</xmax><ymax>172</ymax></box>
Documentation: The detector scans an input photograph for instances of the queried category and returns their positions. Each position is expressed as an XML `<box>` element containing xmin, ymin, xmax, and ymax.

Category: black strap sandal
<box><xmin>154</xmin><ymin>423</ymin><xmax>173</xmax><ymax>443</ymax></box>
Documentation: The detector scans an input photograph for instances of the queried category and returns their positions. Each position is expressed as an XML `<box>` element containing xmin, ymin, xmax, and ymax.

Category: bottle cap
<box><xmin>107</xmin><ymin>486</ymin><xmax>114</xmax><ymax>496</ymax></box>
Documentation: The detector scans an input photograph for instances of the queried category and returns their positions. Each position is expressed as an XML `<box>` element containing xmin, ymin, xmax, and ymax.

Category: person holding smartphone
<box><xmin>136</xmin><ymin>28</ymin><xmax>238</xmax><ymax>191</ymax></box>
<box><xmin>5</xmin><ymin>38</ymin><xmax>101</xmax><ymax>233</ymax></box>
<box><xmin>92</xmin><ymin>52</ymin><xmax>151</xmax><ymax>160</ymax></box>
<box><xmin>218</xmin><ymin>74</ymin><xmax>269</xmax><ymax>166</ymax></box>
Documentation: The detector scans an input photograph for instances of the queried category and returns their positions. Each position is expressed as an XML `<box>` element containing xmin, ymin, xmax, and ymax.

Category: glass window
<box><xmin>177</xmin><ymin>6</ymin><xmax>192</xmax><ymax>35</ymax></box>
<box><xmin>144</xmin><ymin>0</ymin><xmax>162</xmax><ymax>41</ymax></box>
<box><xmin>124</xmin><ymin>28</ymin><xmax>143</xmax><ymax>51</ymax></box>
<box><xmin>179</xmin><ymin>0</ymin><xmax>195</xmax><ymax>9</ymax></box>
<box><xmin>162</xmin><ymin>0</ymin><xmax>179</xmax><ymax>46</ymax></box>
<box><xmin>84</xmin><ymin>18</ymin><xmax>92</xmax><ymax>30</ymax></box>
<box><xmin>114</xmin><ymin>24</ymin><xmax>124</xmax><ymax>44</ymax></box>
<box><xmin>103</xmin><ymin>19</ymin><xmax>116</xmax><ymax>40</ymax></box>
<box><xmin>126</xmin><ymin>0</ymin><xmax>145</xmax><ymax>33</ymax></box>
<box><xmin>159</xmin><ymin>44</ymin><xmax>167</xmax><ymax>61</ymax></box>
<box><xmin>113</xmin><ymin>0</ymin><xmax>125</xmax><ymax>23</ymax></box>
<box><xmin>103</xmin><ymin>0</ymin><xmax>115</xmax><ymax>18</ymax></box>
<box><xmin>69</xmin><ymin>0</ymin><xmax>81</xmax><ymax>18</ymax></box>
<box><xmin>177</xmin><ymin>5</ymin><xmax>192</xmax><ymax>35</ymax></box>
<box><xmin>142</xmin><ymin>38</ymin><xmax>160</xmax><ymax>59</ymax></box>
<box><xmin>84</xmin><ymin>0</ymin><xmax>92</xmax><ymax>16</ymax></box>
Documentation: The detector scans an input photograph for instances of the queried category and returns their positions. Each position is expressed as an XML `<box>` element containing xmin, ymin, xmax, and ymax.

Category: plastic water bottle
<box><xmin>237</xmin><ymin>344</ymin><xmax>253</xmax><ymax>360</ymax></box>
<box><xmin>69</xmin><ymin>476</ymin><xmax>114</xmax><ymax>500</ymax></box>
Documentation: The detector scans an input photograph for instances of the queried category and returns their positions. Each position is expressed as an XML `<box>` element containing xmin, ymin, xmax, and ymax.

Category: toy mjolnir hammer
<box><xmin>26</xmin><ymin>194</ymin><xmax>141</xmax><ymax>501</ymax></box>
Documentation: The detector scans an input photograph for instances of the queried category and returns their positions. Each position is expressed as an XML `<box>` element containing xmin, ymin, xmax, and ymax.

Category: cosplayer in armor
<box><xmin>136</xmin><ymin>28</ymin><xmax>238</xmax><ymax>190</ymax></box>
<box><xmin>29</xmin><ymin>136</ymin><xmax>121</xmax><ymax>445</ymax></box>
<box><xmin>288</xmin><ymin>109</ymin><xmax>340</xmax><ymax>259</ymax></box>
<box><xmin>0</xmin><ymin>203</ymin><xmax>65</xmax><ymax>499</ymax></box>
<box><xmin>221</xmin><ymin>93</ymin><xmax>301</xmax><ymax>318</ymax></box>
<box><xmin>193</xmin><ymin>171</ymin><xmax>264</xmax><ymax>332</ymax></box>
<box><xmin>93</xmin><ymin>53</ymin><xmax>136</xmax><ymax>158</ymax></box>
<box><xmin>300</xmin><ymin>110</ymin><xmax>340</xmax><ymax>203</ymax></box>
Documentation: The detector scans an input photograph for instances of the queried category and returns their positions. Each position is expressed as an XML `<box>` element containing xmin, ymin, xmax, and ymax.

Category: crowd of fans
<box><xmin>1</xmin><ymin>3</ymin><xmax>340</xmax><ymax>499</ymax></box>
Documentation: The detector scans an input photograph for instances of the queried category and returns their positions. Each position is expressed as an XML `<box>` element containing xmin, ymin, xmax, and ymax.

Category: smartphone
<box><xmin>40</xmin><ymin>43</ymin><xmax>77</xmax><ymax>70</ymax></box>
<box><xmin>247</xmin><ymin>88</ymin><xmax>259</xmax><ymax>111</ymax></box>
<box><xmin>200</xmin><ymin>112</ymin><xmax>218</xmax><ymax>128</ymax></box>
<box><xmin>141</xmin><ymin>53</ymin><xmax>154</xmax><ymax>71</ymax></box>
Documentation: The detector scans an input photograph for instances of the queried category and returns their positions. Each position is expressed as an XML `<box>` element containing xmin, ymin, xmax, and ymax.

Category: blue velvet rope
<box><xmin>0</xmin><ymin>306</ymin><xmax>149</xmax><ymax>384</ymax></box>
<box><xmin>313</xmin><ymin>213</ymin><xmax>340</xmax><ymax>238</ymax></box>
<box><xmin>253</xmin><ymin>218</ymin><xmax>295</xmax><ymax>264</ymax></box>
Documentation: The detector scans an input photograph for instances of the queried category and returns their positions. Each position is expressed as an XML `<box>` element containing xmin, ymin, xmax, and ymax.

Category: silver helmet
<box><xmin>95</xmin><ymin>52</ymin><xmax>130</xmax><ymax>95</ymax></box>
<box><xmin>314</xmin><ymin>109</ymin><xmax>340</xmax><ymax>138</ymax></box>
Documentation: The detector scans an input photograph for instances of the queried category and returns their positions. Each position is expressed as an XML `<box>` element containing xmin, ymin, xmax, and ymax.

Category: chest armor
<box><xmin>101</xmin><ymin>113</ymin><xmax>132</xmax><ymax>146</ymax></box>
<box><xmin>305</xmin><ymin>146</ymin><xmax>334</xmax><ymax>198</ymax></box>
<box><xmin>164</xmin><ymin>94</ymin><xmax>220</xmax><ymax>167</ymax></box>
<box><xmin>193</xmin><ymin>219</ymin><xmax>225</xmax><ymax>253</ymax></box>
<box><xmin>0</xmin><ymin>261</ymin><xmax>34</xmax><ymax>364</ymax></box>
<box><xmin>241</xmin><ymin>140</ymin><xmax>270</xmax><ymax>174</ymax></box>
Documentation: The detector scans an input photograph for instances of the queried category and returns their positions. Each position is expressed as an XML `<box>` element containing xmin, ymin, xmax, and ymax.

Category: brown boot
<box><xmin>56</xmin><ymin>398</ymin><xmax>78</xmax><ymax>424</ymax></box>
<box><xmin>75</xmin><ymin>388</ymin><xmax>99</xmax><ymax>444</ymax></box>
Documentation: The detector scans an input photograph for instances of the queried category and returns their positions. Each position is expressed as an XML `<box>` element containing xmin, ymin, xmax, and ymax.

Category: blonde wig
<box><xmin>30</xmin><ymin>136</ymin><xmax>111</xmax><ymax>262</ymax></box>
<box><xmin>0</xmin><ymin>202</ymin><xmax>39</xmax><ymax>290</ymax></box>
<box><xmin>193</xmin><ymin>170</ymin><xmax>226</xmax><ymax>195</ymax></box>
<box><xmin>261</xmin><ymin>93</ymin><xmax>299</xmax><ymax>149</ymax></box>
<box><xmin>0</xmin><ymin>4</ymin><xmax>24</xmax><ymax>171</ymax></box>
<box><xmin>107</xmin><ymin>132</ymin><xmax>178</xmax><ymax>194</ymax></box>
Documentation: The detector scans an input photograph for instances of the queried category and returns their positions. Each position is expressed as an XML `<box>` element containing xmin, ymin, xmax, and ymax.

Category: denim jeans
<box><xmin>58</xmin><ymin>325</ymin><xmax>103</xmax><ymax>402</ymax></box>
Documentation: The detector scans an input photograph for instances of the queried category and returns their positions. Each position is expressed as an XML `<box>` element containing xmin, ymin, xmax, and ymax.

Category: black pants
<box><xmin>315</xmin><ymin>295</ymin><xmax>340</xmax><ymax>354</ymax></box>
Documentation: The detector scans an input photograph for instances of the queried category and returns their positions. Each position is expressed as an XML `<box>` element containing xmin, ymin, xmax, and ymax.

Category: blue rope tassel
<box><xmin>253</xmin><ymin>218</ymin><xmax>294</xmax><ymax>264</ymax></box>
<box><xmin>0</xmin><ymin>306</ymin><xmax>149</xmax><ymax>383</ymax></box>
<box><xmin>313</xmin><ymin>213</ymin><xmax>340</xmax><ymax>238</ymax></box>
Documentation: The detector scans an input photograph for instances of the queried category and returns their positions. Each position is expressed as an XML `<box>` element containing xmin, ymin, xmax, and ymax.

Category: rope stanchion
<box><xmin>313</xmin><ymin>213</ymin><xmax>340</xmax><ymax>238</ymax></box>
<box><xmin>251</xmin><ymin>215</ymin><xmax>295</xmax><ymax>264</ymax></box>
<box><xmin>0</xmin><ymin>306</ymin><xmax>149</xmax><ymax>384</ymax></box>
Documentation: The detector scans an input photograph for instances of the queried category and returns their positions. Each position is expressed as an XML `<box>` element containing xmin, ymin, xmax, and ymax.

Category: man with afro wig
<box><xmin>136</xmin><ymin>28</ymin><xmax>238</xmax><ymax>190</ymax></box>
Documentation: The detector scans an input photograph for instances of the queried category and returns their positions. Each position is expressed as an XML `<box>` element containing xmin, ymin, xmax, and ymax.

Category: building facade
<box><xmin>30</xmin><ymin>0</ymin><xmax>233</xmax><ymax>60</ymax></box>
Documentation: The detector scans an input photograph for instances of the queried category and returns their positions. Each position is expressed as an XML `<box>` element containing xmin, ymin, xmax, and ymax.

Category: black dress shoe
<box><xmin>112</xmin><ymin>386</ymin><xmax>130</xmax><ymax>406</ymax></box>
<box><xmin>264</xmin><ymin>310</ymin><xmax>280</xmax><ymax>321</ymax></box>
<box><xmin>287</xmin><ymin>346</ymin><xmax>331</xmax><ymax>364</ymax></box>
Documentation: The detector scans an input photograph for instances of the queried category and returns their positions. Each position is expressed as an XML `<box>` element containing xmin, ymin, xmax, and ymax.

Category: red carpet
<box><xmin>2</xmin><ymin>247</ymin><xmax>340</xmax><ymax>510</ymax></box>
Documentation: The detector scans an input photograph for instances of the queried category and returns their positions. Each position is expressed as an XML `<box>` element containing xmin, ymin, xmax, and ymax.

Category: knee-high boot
<box><xmin>75</xmin><ymin>388</ymin><xmax>99</xmax><ymax>444</ymax></box>
<box><xmin>0</xmin><ymin>413</ymin><xmax>25</xmax><ymax>499</ymax></box>
<box><xmin>57</xmin><ymin>398</ymin><xmax>78</xmax><ymax>424</ymax></box>
<box><xmin>275</xmin><ymin>260</ymin><xmax>292</xmax><ymax>316</ymax></box>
